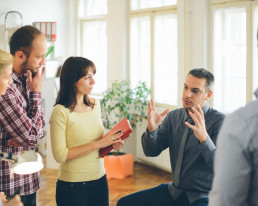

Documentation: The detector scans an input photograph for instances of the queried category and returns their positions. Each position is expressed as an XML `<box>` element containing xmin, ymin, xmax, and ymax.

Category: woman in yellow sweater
<box><xmin>50</xmin><ymin>57</ymin><xmax>124</xmax><ymax>206</ymax></box>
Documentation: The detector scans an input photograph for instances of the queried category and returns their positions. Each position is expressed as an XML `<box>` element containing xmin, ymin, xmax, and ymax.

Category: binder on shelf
<box><xmin>33</xmin><ymin>21</ymin><xmax>56</xmax><ymax>42</ymax></box>
<box><xmin>99</xmin><ymin>118</ymin><xmax>133</xmax><ymax>158</ymax></box>
<box><xmin>32</xmin><ymin>22</ymin><xmax>40</xmax><ymax>31</ymax></box>
<box><xmin>40</xmin><ymin>22</ymin><xmax>47</xmax><ymax>37</ymax></box>
<box><xmin>51</xmin><ymin>22</ymin><xmax>56</xmax><ymax>42</ymax></box>
<box><xmin>46</xmin><ymin>22</ymin><xmax>51</xmax><ymax>41</ymax></box>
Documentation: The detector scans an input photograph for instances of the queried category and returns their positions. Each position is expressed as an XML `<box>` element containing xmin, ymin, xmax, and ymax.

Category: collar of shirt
<box><xmin>12</xmin><ymin>72</ymin><xmax>27</xmax><ymax>85</ymax></box>
<box><xmin>183</xmin><ymin>102</ymin><xmax>210</xmax><ymax>122</ymax></box>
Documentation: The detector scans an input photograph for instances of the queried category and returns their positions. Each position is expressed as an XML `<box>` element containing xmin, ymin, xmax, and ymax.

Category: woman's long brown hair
<box><xmin>55</xmin><ymin>57</ymin><xmax>96</xmax><ymax>111</ymax></box>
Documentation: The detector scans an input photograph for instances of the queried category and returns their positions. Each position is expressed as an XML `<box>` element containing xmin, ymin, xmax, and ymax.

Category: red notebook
<box><xmin>99</xmin><ymin>118</ymin><xmax>133</xmax><ymax>158</ymax></box>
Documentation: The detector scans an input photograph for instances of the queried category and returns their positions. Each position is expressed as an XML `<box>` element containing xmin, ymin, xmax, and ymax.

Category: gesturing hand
<box><xmin>98</xmin><ymin>130</ymin><xmax>124</xmax><ymax>149</ymax></box>
<box><xmin>184</xmin><ymin>104</ymin><xmax>208</xmax><ymax>143</ymax></box>
<box><xmin>112</xmin><ymin>141</ymin><xmax>124</xmax><ymax>151</ymax></box>
<box><xmin>27</xmin><ymin>67</ymin><xmax>45</xmax><ymax>92</ymax></box>
<box><xmin>147</xmin><ymin>99</ymin><xmax>170</xmax><ymax>132</ymax></box>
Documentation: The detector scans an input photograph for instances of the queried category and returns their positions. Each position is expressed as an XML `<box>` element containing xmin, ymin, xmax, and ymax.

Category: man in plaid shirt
<box><xmin>0</xmin><ymin>26</ymin><xmax>47</xmax><ymax>206</ymax></box>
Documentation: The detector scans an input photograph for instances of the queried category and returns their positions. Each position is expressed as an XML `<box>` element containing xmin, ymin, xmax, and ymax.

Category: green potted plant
<box><xmin>100</xmin><ymin>80</ymin><xmax>150</xmax><ymax>179</ymax></box>
<box><xmin>101</xmin><ymin>80</ymin><xmax>150</xmax><ymax>129</ymax></box>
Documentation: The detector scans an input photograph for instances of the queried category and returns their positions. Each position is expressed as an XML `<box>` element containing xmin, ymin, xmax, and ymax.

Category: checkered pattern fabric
<box><xmin>0</xmin><ymin>72</ymin><xmax>45</xmax><ymax>196</ymax></box>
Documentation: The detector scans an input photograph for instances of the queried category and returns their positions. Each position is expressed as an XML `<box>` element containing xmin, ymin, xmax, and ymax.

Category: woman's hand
<box><xmin>112</xmin><ymin>140</ymin><xmax>124</xmax><ymax>150</ymax></box>
<box><xmin>98</xmin><ymin>130</ymin><xmax>124</xmax><ymax>149</ymax></box>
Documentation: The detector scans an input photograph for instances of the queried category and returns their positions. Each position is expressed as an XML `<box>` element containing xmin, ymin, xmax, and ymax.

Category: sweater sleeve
<box><xmin>49</xmin><ymin>105</ymin><xmax>69</xmax><ymax>163</ymax></box>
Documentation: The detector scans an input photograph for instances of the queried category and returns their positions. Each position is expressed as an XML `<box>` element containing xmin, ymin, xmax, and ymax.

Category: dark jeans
<box><xmin>56</xmin><ymin>174</ymin><xmax>109</xmax><ymax>206</ymax></box>
<box><xmin>117</xmin><ymin>183</ymin><xmax>208</xmax><ymax>206</ymax></box>
<box><xmin>20</xmin><ymin>192</ymin><xmax>36</xmax><ymax>206</ymax></box>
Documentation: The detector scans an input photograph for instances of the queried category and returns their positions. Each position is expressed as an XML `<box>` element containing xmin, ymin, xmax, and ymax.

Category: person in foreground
<box><xmin>208</xmin><ymin>89</ymin><xmax>258</xmax><ymax>206</ymax></box>
<box><xmin>208</xmin><ymin>38</ymin><xmax>258</xmax><ymax>206</ymax></box>
<box><xmin>50</xmin><ymin>57</ymin><xmax>124</xmax><ymax>206</ymax></box>
<box><xmin>0</xmin><ymin>26</ymin><xmax>47</xmax><ymax>206</ymax></box>
<box><xmin>0</xmin><ymin>50</ymin><xmax>23</xmax><ymax>206</ymax></box>
<box><xmin>117</xmin><ymin>68</ymin><xmax>225</xmax><ymax>206</ymax></box>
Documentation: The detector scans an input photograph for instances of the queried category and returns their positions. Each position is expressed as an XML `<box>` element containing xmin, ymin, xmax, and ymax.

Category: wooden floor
<box><xmin>37</xmin><ymin>162</ymin><xmax>172</xmax><ymax>206</ymax></box>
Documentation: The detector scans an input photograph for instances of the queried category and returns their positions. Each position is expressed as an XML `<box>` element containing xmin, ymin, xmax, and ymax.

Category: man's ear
<box><xmin>205</xmin><ymin>90</ymin><xmax>213</xmax><ymax>101</ymax></box>
<box><xmin>15</xmin><ymin>51</ymin><xmax>27</xmax><ymax>64</ymax></box>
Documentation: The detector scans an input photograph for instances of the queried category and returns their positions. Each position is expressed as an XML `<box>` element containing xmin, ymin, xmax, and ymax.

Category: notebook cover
<box><xmin>99</xmin><ymin>117</ymin><xmax>133</xmax><ymax>158</ymax></box>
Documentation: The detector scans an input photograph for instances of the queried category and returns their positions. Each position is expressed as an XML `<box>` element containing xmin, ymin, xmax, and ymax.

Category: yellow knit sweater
<box><xmin>49</xmin><ymin>100</ymin><xmax>105</xmax><ymax>182</ymax></box>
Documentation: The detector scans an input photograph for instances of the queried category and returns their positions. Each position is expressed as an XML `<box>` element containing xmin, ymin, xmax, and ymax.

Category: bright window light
<box><xmin>78</xmin><ymin>0</ymin><xmax>107</xmax><ymax>17</ymax></box>
<box><xmin>154</xmin><ymin>14</ymin><xmax>178</xmax><ymax>105</ymax></box>
<box><xmin>253</xmin><ymin>6</ymin><xmax>258</xmax><ymax>93</ymax></box>
<box><xmin>82</xmin><ymin>21</ymin><xmax>107</xmax><ymax>94</ymax></box>
<box><xmin>130</xmin><ymin>16</ymin><xmax>151</xmax><ymax>89</ymax></box>
<box><xmin>131</xmin><ymin>0</ymin><xmax>177</xmax><ymax>10</ymax></box>
<box><xmin>213</xmin><ymin>7</ymin><xmax>246</xmax><ymax>113</ymax></box>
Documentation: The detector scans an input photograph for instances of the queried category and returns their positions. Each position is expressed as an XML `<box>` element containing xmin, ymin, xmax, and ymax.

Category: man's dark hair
<box><xmin>9</xmin><ymin>25</ymin><xmax>42</xmax><ymax>57</ymax></box>
<box><xmin>188</xmin><ymin>68</ymin><xmax>214</xmax><ymax>91</ymax></box>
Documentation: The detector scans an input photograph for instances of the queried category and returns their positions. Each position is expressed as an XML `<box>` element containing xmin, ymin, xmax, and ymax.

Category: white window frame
<box><xmin>129</xmin><ymin>5</ymin><xmax>181</xmax><ymax>109</ymax></box>
<box><xmin>77</xmin><ymin>2</ymin><xmax>107</xmax><ymax>96</ymax></box>
<box><xmin>251</xmin><ymin>0</ymin><xmax>258</xmax><ymax>93</ymax></box>
<box><xmin>210</xmin><ymin>0</ymin><xmax>258</xmax><ymax>112</ymax></box>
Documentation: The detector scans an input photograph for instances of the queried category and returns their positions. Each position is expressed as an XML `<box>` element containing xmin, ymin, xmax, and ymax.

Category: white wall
<box><xmin>186</xmin><ymin>0</ymin><xmax>210</xmax><ymax>71</ymax></box>
<box><xmin>0</xmin><ymin>0</ymin><xmax>70</xmax><ymax>60</ymax></box>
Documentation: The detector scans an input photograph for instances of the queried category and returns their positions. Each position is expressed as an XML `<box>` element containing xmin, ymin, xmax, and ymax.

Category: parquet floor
<box><xmin>37</xmin><ymin>162</ymin><xmax>172</xmax><ymax>206</ymax></box>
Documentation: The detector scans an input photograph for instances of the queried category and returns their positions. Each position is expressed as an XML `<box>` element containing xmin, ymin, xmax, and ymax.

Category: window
<box><xmin>212</xmin><ymin>0</ymin><xmax>258</xmax><ymax>113</ymax></box>
<box><xmin>253</xmin><ymin>4</ymin><xmax>258</xmax><ymax>92</ymax></box>
<box><xmin>154</xmin><ymin>14</ymin><xmax>177</xmax><ymax>105</ymax></box>
<box><xmin>213</xmin><ymin>6</ymin><xmax>246</xmax><ymax>113</ymax></box>
<box><xmin>131</xmin><ymin>0</ymin><xmax>177</xmax><ymax>10</ymax></box>
<box><xmin>78</xmin><ymin>0</ymin><xmax>107</xmax><ymax>94</ymax></box>
<box><xmin>130</xmin><ymin>16</ymin><xmax>151</xmax><ymax>89</ymax></box>
<box><xmin>130</xmin><ymin>1</ymin><xmax>178</xmax><ymax>106</ymax></box>
<box><xmin>78</xmin><ymin>0</ymin><xmax>107</xmax><ymax>17</ymax></box>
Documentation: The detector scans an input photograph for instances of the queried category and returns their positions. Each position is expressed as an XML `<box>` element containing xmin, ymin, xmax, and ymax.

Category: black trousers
<box><xmin>56</xmin><ymin>174</ymin><xmax>109</xmax><ymax>206</ymax></box>
<box><xmin>117</xmin><ymin>184</ymin><xmax>208</xmax><ymax>206</ymax></box>
<box><xmin>20</xmin><ymin>192</ymin><xmax>36</xmax><ymax>206</ymax></box>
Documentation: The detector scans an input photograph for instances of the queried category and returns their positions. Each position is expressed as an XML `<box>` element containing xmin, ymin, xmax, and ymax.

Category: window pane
<box><xmin>213</xmin><ymin>7</ymin><xmax>246</xmax><ymax>113</ymax></box>
<box><xmin>254</xmin><ymin>6</ymin><xmax>258</xmax><ymax>92</ymax></box>
<box><xmin>154</xmin><ymin>14</ymin><xmax>178</xmax><ymax>105</ymax></box>
<box><xmin>78</xmin><ymin>0</ymin><xmax>107</xmax><ymax>17</ymax></box>
<box><xmin>131</xmin><ymin>0</ymin><xmax>176</xmax><ymax>10</ymax></box>
<box><xmin>130</xmin><ymin>16</ymin><xmax>151</xmax><ymax>89</ymax></box>
<box><xmin>82</xmin><ymin>21</ymin><xmax>107</xmax><ymax>93</ymax></box>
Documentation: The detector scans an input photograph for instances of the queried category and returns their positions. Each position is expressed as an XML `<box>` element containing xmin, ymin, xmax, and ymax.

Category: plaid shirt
<box><xmin>0</xmin><ymin>72</ymin><xmax>45</xmax><ymax>196</ymax></box>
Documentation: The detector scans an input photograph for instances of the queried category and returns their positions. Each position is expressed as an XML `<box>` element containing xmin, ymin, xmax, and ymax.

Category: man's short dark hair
<box><xmin>9</xmin><ymin>25</ymin><xmax>42</xmax><ymax>57</ymax></box>
<box><xmin>188</xmin><ymin>68</ymin><xmax>214</xmax><ymax>91</ymax></box>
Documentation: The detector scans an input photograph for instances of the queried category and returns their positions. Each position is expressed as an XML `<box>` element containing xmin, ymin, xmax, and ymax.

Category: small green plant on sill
<box><xmin>45</xmin><ymin>46</ymin><xmax>54</xmax><ymax>59</ymax></box>
<box><xmin>100</xmin><ymin>80</ymin><xmax>151</xmax><ymax>130</ymax></box>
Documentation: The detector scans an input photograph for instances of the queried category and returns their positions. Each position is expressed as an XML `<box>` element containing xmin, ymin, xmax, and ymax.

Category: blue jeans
<box><xmin>117</xmin><ymin>183</ymin><xmax>208</xmax><ymax>206</ymax></box>
<box><xmin>56</xmin><ymin>174</ymin><xmax>109</xmax><ymax>206</ymax></box>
